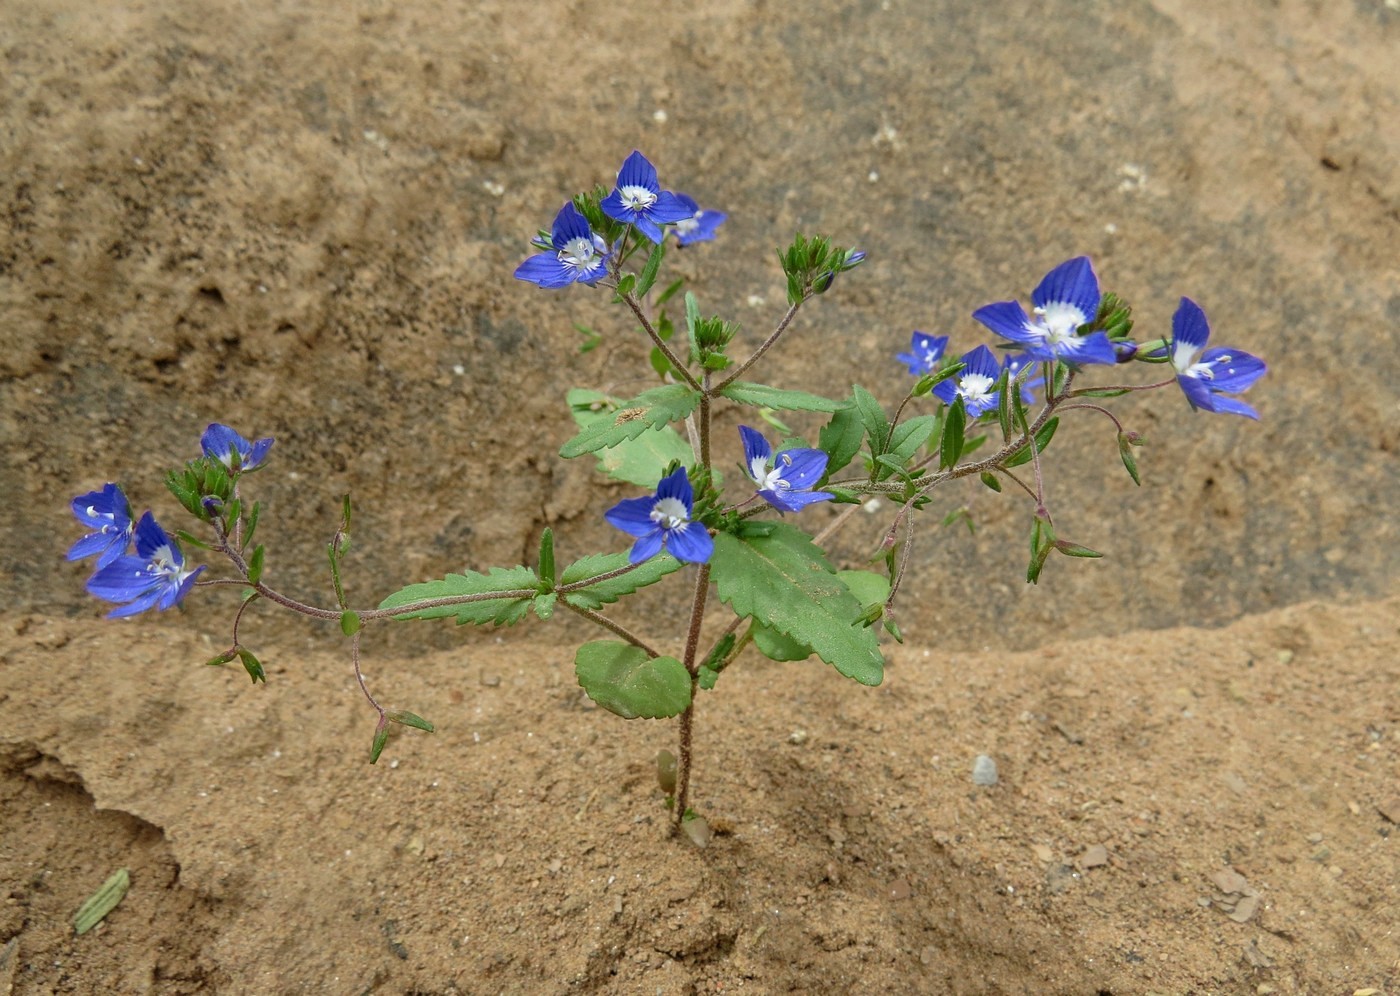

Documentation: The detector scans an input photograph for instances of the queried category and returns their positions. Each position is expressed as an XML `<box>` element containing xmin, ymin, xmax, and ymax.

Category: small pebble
<box><xmin>971</xmin><ymin>754</ymin><xmax>998</xmax><ymax>786</ymax></box>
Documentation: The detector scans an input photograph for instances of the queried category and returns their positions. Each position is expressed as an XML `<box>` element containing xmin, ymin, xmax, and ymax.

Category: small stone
<box><xmin>481</xmin><ymin>673</ymin><xmax>502</xmax><ymax>687</ymax></box>
<box><xmin>788</xmin><ymin>729</ymin><xmax>809</xmax><ymax>745</ymax></box>
<box><xmin>1377</xmin><ymin>797</ymin><xmax>1400</xmax><ymax>824</ymax></box>
<box><xmin>681</xmin><ymin>816</ymin><xmax>711</xmax><ymax>849</ymax></box>
<box><xmin>1210</xmin><ymin>868</ymin><xmax>1249</xmax><ymax>895</ymax></box>
<box><xmin>887</xmin><ymin>877</ymin><xmax>911</xmax><ymax>900</ymax></box>
<box><xmin>971</xmin><ymin>754</ymin><xmax>998</xmax><ymax>786</ymax></box>
<box><xmin>1079</xmin><ymin>844</ymin><xmax>1110</xmax><ymax>869</ymax></box>
<box><xmin>1228</xmin><ymin>894</ymin><xmax>1260</xmax><ymax>923</ymax></box>
<box><xmin>1031</xmin><ymin>844</ymin><xmax>1054</xmax><ymax>863</ymax></box>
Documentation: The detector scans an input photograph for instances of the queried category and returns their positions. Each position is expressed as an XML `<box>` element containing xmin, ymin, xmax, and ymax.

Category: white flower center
<box><xmin>650</xmin><ymin>497</ymin><xmax>690</xmax><ymax>530</ymax></box>
<box><xmin>618</xmin><ymin>185</ymin><xmax>657</xmax><ymax>212</ymax></box>
<box><xmin>559</xmin><ymin>235</ymin><xmax>598</xmax><ymax>269</ymax></box>
<box><xmin>675</xmin><ymin>214</ymin><xmax>701</xmax><ymax>236</ymax></box>
<box><xmin>958</xmin><ymin>373</ymin><xmax>996</xmax><ymax>405</ymax></box>
<box><xmin>1031</xmin><ymin>302</ymin><xmax>1088</xmax><ymax>345</ymax></box>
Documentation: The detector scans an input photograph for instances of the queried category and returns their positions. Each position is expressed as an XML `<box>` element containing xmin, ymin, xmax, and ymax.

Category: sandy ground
<box><xmin>2</xmin><ymin>0</ymin><xmax>1398</xmax><ymax>992</ymax></box>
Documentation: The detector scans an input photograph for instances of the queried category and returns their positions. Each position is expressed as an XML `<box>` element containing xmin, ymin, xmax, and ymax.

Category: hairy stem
<box><xmin>715</xmin><ymin>300</ymin><xmax>803</xmax><ymax>391</ymax></box>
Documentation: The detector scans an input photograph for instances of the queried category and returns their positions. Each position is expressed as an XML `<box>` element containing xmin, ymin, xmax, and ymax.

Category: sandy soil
<box><xmin>2</xmin><ymin>0</ymin><xmax>1398</xmax><ymax>993</ymax></box>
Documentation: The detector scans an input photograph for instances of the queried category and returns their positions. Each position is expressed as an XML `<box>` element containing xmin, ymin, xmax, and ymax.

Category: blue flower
<box><xmin>897</xmin><ymin>331</ymin><xmax>949</xmax><ymax>376</ymax></box>
<box><xmin>1167</xmin><ymin>297</ymin><xmax>1267</xmax><ymax>419</ymax></box>
<box><xmin>515</xmin><ymin>203</ymin><xmax>612</xmax><ymax>289</ymax></box>
<box><xmin>67</xmin><ymin>483</ymin><xmax>135</xmax><ymax>569</ymax></box>
<box><xmin>599</xmin><ymin>151</ymin><xmax>692</xmax><ymax>244</ymax></box>
<box><xmin>670</xmin><ymin>193</ymin><xmax>727</xmax><ymax>246</ymax></box>
<box><xmin>604</xmin><ymin>467</ymin><xmax>713</xmax><ymax>564</ymax></box>
<box><xmin>201</xmin><ymin>423</ymin><xmax>274</xmax><ymax>473</ymax></box>
<box><xmin>739</xmin><ymin>426</ymin><xmax>834</xmax><ymax>514</ymax></box>
<box><xmin>85</xmin><ymin>511</ymin><xmax>205</xmax><ymax>618</ymax></box>
<box><xmin>972</xmin><ymin>257</ymin><xmax>1117</xmax><ymax>366</ymax></box>
<box><xmin>933</xmin><ymin>345</ymin><xmax>1003</xmax><ymax>417</ymax></box>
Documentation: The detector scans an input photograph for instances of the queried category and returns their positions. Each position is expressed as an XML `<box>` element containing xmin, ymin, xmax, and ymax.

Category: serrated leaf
<box><xmin>878</xmin><ymin>414</ymin><xmax>937</xmax><ymax>480</ymax></box>
<box><xmin>559</xmin><ymin>551</ymin><xmax>683</xmax><ymax>610</ymax></box>
<box><xmin>718</xmin><ymin>381</ymin><xmax>847</xmax><ymax>413</ymax></box>
<box><xmin>710</xmin><ymin>524</ymin><xmax>884</xmax><ymax>685</ymax></box>
<box><xmin>752</xmin><ymin>621</ymin><xmax>813</xmax><ymax>662</ymax></box>
<box><xmin>574</xmin><ymin>641</ymin><xmax>692</xmax><ymax>719</ymax></box>
<box><xmin>837</xmin><ymin>569</ymin><xmax>890</xmax><ymax>614</ymax></box>
<box><xmin>533</xmin><ymin>591</ymin><xmax>557</xmax><ymax>619</ymax></box>
<box><xmin>560</xmin><ymin>384</ymin><xmax>701</xmax><ymax>459</ymax></box>
<box><xmin>378</xmin><ymin>566</ymin><xmax>539</xmax><ymax>627</ymax></box>
<box><xmin>566</xmin><ymin>388</ymin><xmax>694</xmax><ymax>487</ymax></box>
<box><xmin>818</xmin><ymin>404</ymin><xmax>865</xmax><ymax>478</ymax></box>
<box><xmin>852</xmin><ymin>385</ymin><xmax>889</xmax><ymax>454</ymax></box>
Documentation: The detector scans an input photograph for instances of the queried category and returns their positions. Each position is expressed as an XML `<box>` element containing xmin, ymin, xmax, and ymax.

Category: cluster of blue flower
<box><xmin>67</xmin><ymin>424</ymin><xmax>271</xmax><ymax>617</ymax></box>
<box><xmin>511</xmin><ymin>160</ymin><xmax>1268</xmax><ymax>576</ymax></box>
<box><xmin>899</xmin><ymin>257</ymin><xmax>1267</xmax><ymax>419</ymax></box>
<box><xmin>604</xmin><ymin>426</ymin><xmax>834</xmax><ymax>567</ymax></box>
<box><xmin>514</xmin><ymin>151</ymin><xmax>726</xmax><ymax>289</ymax></box>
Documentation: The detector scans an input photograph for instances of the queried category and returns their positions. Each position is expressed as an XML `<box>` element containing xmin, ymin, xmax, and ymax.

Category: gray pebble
<box><xmin>971</xmin><ymin>754</ymin><xmax>998</xmax><ymax>786</ymax></box>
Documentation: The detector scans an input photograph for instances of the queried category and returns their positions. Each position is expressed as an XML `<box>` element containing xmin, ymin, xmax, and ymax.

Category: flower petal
<box><xmin>738</xmin><ymin>426</ymin><xmax>772</xmax><ymax>483</ymax></box>
<box><xmin>972</xmin><ymin>300</ymin><xmax>1036</xmax><ymax>344</ymax></box>
<box><xmin>664</xmin><ymin>523</ymin><xmax>713</xmax><ymax>564</ymax></box>
<box><xmin>774</xmin><ymin>448</ymin><xmax>828</xmax><ymax>490</ymax></box>
<box><xmin>628</xmin><ymin>530</ymin><xmax>665</xmax><ymax>564</ymax></box>
<box><xmin>604</xmin><ymin>496</ymin><xmax>659</xmax><ymax>538</ymax></box>
<box><xmin>1032</xmin><ymin>257</ymin><xmax>1100</xmax><ymax>316</ymax></box>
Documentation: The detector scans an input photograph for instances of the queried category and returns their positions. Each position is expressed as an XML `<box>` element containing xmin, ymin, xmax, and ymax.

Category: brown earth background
<box><xmin>2</xmin><ymin>0</ymin><xmax>1399</xmax><ymax>993</ymax></box>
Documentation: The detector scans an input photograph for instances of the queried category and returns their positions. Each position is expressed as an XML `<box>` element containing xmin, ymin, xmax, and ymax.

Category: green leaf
<box><xmin>697</xmin><ymin>633</ymin><xmax>736</xmax><ymax>690</ymax></box>
<box><xmin>980</xmin><ymin>471</ymin><xmax>1002</xmax><ymax>492</ymax></box>
<box><xmin>1027</xmin><ymin>516</ymin><xmax>1055</xmax><ymax>585</ymax></box>
<box><xmin>1054</xmin><ymin>540</ymin><xmax>1104</xmax><ymax>559</ymax></box>
<box><xmin>533</xmin><ymin>591</ymin><xmax>557</xmax><ymax>619</ymax></box>
<box><xmin>245</xmin><ymin>500</ymin><xmax>262</xmax><ymax>547</ymax></box>
<box><xmin>560</xmin><ymin>384</ymin><xmax>702</xmax><ymax>459</ymax></box>
<box><xmin>1118</xmin><ymin>431</ymin><xmax>1142</xmax><ymax>486</ymax></box>
<box><xmin>837</xmin><ymin>569</ymin><xmax>890</xmax><ymax>621</ymax></box>
<box><xmin>204</xmin><ymin>649</ymin><xmax>238</xmax><ymax>667</ymax></box>
<box><xmin>574</xmin><ymin>641</ymin><xmax>692</xmax><ymax>719</ymax></box>
<box><xmin>636</xmin><ymin>238</ymin><xmax>665</xmax><ymax>298</ymax></box>
<box><xmin>818</xmin><ymin>404</ymin><xmax>865</xmax><ymax>478</ymax></box>
<box><xmin>684</xmin><ymin>290</ymin><xmax>703</xmax><ymax>364</ymax></box>
<box><xmin>655</xmin><ymin>277</ymin><xmax>685</xmax><ymax>307</ymax></box>
<box><xmin>73</xmin><ymin>868</ymin><xmax>130</xmax><ymax>935</ymax></box>
<box><xmin>378</xmin><ymin>565</ymin><xmax>539</xmax><ymax>627</ymax></box>
<box><xmin>710</xmin><ymin>524</ymin><xmax>884</xmax><ymax>685</ymax></box>
<box><xmin>559</xmin><ymin>551</ymin><xmax>683</xmax><ymax>610</ymax></box>
<box><xmin>939</xmin><ymin>397</ymin><xmax>966</xmax><ymax>469</ymax></box>
<box><xmin>878</xmin><ymin>414</ymin><xmax>937</xmax><ymax>479</ymax></box>
<box><xmin>387</xmin><ymin>710</ymin><xmax>436</xmax><ymax>732</ymax></box>
<box><xmin>237</xmin><ymin>648</ymin><xmax>266</xmax><ymax>684</ymax></box>
<box><xmin>370</xmin><ymin>722</ymin><xmax>390</xmax><ymax>764</ymax></box>
<box><xmin>852</xmin><ymin>385</ymin><xmax>889</xmax><ymax>454</ymax></box>
<box><xmin>574</xmin><ymin>322</ymin><xmax>602</xmax><ymax>353</ymax></box>
<box><xmin>751</xmin><ymin>621</ymin><xmax>813</xmax><ymax>662</ymax></box>
<box><xmin>718</xmin><ymin>381</ymin><xmax>847</xmax><ymax>413</ymax></box>
<box><xmin>1005</xmin><ymin>416</ymin><xmax>1059</xmax><ymax>468</ymax></box>
<box><xmin>340</xmin><ymin>611</ymin><xmax>361</xmax><ymax>636</ymax></box>
<box><xmin>246</xmin><ymin>544</ymin><xmax>265</xmax><ymax>585</ymax></box>
<box><xmin>566</xmin><ymin>389</ymin><xmax>695</xmax><ymax>487</ymax></box>
<box><xmin>615</xmin><ymin>273</ymin><xmax>636</xmax><ymax>298</ymax></box>
<box><xmin>537</xmin><ymin>528</ymin><xmax>555</xmax><ymax>587</ymax></box>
